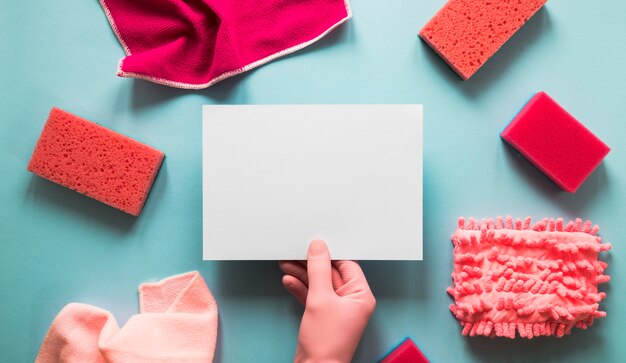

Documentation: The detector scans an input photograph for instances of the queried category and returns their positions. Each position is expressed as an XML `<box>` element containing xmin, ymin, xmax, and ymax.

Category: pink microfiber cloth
<box><xmin>449</xmin><ymin>217</ymin><xmax>610</xmax><ymax>339</ymax></box>
<box><xmin>98</xmin><ymin>0</ymin><xmax>352</xmax><ymax>89</ymax></box>
<box><xmin>36</xmin><ymin>271</ymin><xmax>218</xmax><ymax>362</ymax></box>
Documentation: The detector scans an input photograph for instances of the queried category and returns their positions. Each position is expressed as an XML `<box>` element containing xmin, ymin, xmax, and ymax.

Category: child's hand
<box><xmin>279</xmin><ymin>240</ymin><xmax>376</xmax><ymax>363</ymax></box>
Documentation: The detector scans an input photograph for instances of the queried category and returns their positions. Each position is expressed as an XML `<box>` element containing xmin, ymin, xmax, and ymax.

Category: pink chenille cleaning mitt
<box><xmin>36</xmin><ymin>271</ymin><xmax>218</xmax><ymax>362</ymax></box>
<box><xmin>98</xmin><ymin>0</ymin><xmax>352</xmax><ymax>89</ymax></box>
<box><xmin>449</xmin><ymin>217</ymin><xmax>610</xmax><ymax>339</ymax></box>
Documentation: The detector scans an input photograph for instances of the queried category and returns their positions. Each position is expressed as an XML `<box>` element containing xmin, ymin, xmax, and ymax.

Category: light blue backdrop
<box><xmin>1</xmin><ymin>0</ymin><xmax>624</xmax><ymax>362</ymax></box>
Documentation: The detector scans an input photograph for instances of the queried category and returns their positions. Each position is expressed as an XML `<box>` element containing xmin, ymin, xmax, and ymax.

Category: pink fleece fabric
<box><xmin>36</xmin><ymin>271</ymin><xmax>218</xmax><ymax>362</ymax></box>
<box><xmin>450</xmin><ymin>217</ymin><xmax>610</xmax><ymax>339</ymax></box>
<box><xmin>98</xmin><ymin>0</ymin><xmax>351</xmax><ymax>89</ymax></box>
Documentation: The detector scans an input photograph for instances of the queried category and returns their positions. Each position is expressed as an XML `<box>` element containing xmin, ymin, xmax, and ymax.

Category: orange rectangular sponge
<box><xmin>419</xmin><ymin>0</ymin><xmax>547</xmax><ymax>80</ymax></box>
<box><xmin>28</xmin><ymin>107</ymin><xmax>164</xmax><ymax>216</ymax></box>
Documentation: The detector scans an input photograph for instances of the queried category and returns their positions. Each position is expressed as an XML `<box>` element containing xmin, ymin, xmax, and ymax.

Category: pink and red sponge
<box><xmin>380</xmin><ymin>337</ymin><xmax>429</xmax><ymax>363</ymax></box>
<box><xmin>419</xmin><ymin>0</ymin><xmax>547</xmax><ymax>80</ymax></box>
<box><xmin>502</xmin><ymin>92</ymin><xmax>610</xmax><ymax>193</ymax></box>
<box><xmin>28</xmin><ymin>107</ymin><xmax>164</xmax><ymax>216</ymax></box>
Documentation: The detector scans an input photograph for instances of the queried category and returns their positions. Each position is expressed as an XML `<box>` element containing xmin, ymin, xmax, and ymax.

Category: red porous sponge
<box><xmin>380</xmin><ymin>338</ymin><xmax>429</xmax><ymax>363</ymax></box>
<box><xmin>419</xmin><ymin>0</ymin><xmax>547</xmax><ymax>80</ymax></box>
<box><xmin>501</xmin><ymin>92</ymin><xmax>610</xmax><ymax>193</ymax></box>
<box><xmin>28</xmin><ymin>108</ymin><xmax>164</xmax><ymax>216</ymax></box>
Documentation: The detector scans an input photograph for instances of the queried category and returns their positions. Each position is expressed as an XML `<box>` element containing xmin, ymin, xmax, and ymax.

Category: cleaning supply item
<box><xmin>501</xmin><ymin>92</ymin><xmax>610</xmax><ymax>192</ymax></box>
<box><xmin>380</xmin><ymin>337</ymin><xmax>430</xmax><ymax>363</ymax></box>
<box><xmin>419</xmin><ymin>0</ymin><xmax>547</xmax><ymax>80</ymax></box>
<box><xmin>36</xmin><ymin>271</ymin><xmax>218</xmax><ymax>362</ymax></box>
<box><xmin>279</xmin><ymin>240</ymin><xmax>376</xmax><ymax>363</ymax></box>
<box><xmin>28</xmin><ymin>107</ymin><xmax>164</xmax><ymax>216</ymax></box>
<box><xmin>449</xmin><ymin>217</ymin><xmax>610</xmax><ymax>339</ymax></box>
<box><xmin>98</xmin><ymin>0</ymin><xmax>352</xmax><ymax>89</ymax></box>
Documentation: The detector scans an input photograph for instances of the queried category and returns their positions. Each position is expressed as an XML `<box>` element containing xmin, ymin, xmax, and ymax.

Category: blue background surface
<box><xmin>1</xmin><ymin>0</ymin><xmax>625</xmax><ymax>362</ymax></box>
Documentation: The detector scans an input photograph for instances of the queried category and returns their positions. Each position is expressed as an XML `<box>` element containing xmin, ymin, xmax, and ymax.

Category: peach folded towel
<box><xmin>36</xmin><ymin>271</ymin><xmax>218</xmax><ymax>362</ymax></box>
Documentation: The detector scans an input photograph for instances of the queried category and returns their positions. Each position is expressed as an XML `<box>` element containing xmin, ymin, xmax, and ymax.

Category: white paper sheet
<box><xmin>203</xmin><ymin>105</ymin><xmax>423</xmax><ymax>260</ymax></box>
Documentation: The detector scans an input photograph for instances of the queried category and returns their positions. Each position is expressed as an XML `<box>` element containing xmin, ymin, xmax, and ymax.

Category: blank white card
<box><xmin>203</xmin><ymin>105</ymin><xmax>422</xmax><ymax>260</ymax></box>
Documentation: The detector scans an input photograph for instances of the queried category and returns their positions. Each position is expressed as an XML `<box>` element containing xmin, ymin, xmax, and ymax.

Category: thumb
<box><xmin>306</xmin><ymin>240</ymin><xmax>333</xmax><ymax>295</ymax></box>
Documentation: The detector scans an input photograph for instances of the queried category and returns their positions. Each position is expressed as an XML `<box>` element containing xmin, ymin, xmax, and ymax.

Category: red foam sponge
<box><xmin>501</xmin><ymin>92</ymin><xmax>610</xmax><ymax>193</ymax></box>
<box><xmin>419</xmin><ymin>0</ymin><xmax>547</xmax><ymax>80</ymax></box>
<box><xmin>28</xmin><ymin>107</ymin><xmax>164</xmax><ymax>216</ymax></box>
<box><xmin>380</xmin><ymin>338</ymin><xmax>429</xmax><ymax>363</ymax></box>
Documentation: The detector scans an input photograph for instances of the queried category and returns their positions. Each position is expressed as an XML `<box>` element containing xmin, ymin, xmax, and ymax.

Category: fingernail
<box><xmin>308</xmin><ymin>239</ymin><xmax>327</xmax><ymax>256</ymax></box>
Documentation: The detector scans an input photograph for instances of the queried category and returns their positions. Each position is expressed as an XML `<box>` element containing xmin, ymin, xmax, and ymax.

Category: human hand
<box><xmin>279</xmin><ymin>240</ymin><xmax>376</xmax><ymax>363</ymax></box>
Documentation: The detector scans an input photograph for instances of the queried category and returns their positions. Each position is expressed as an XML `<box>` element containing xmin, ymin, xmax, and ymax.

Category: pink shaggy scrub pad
<box><xmin>502</xmin><ymin>92</ymin><xmax>610</xmax><ymax>193</ymax></box>
<box><xmin>380</xmin><ymin>337</ymin><xmax>430</xmax><ymax>363</ymax></box>
<box><xmin>419</xmin><ymin>0</ymin><xmax>547</xmax><ymax>80</ymax></box>
<box><xmin>449</xmin><ymin>216</ymin><xmax>610</xmax><ymax>339</ymax></box>
<box><xmin>28</xmin><ymin>107</ymin><xmax>164</xmax><ymax>216</ymax></box>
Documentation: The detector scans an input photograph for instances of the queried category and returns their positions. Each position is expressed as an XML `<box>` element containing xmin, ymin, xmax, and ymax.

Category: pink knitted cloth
<box><xmin>98</xmin><ymin>0</ymin><xmax>352</xmax><ymax>89</ymax></box>
<box><xmin>449</xmin><ymin>217</ymin><xmax>610</xmax><ymax>339</ymax></box>
<box><xmin>36</xmin><ymin>271</ymin><xmax>218</xmax><ymax>362</ymax></box>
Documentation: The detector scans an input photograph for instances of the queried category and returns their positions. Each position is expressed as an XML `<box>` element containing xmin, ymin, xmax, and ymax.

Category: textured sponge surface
<box><xmin>28</xmin><ymin>108</ymin><xmax>164</xmax><ymax>216</ymax></box>
<box><xmin>501</xmin><ymin>92</ymin><xmax>610</xmax><ymax>193</ymax></box>
<box><xmin>380</xmin><ymin>337</ymin><xmax>429</xmax><ymax>363</ymax></box>
<box><xmin>419</xmin><ymin>0</ymin><xmax>547</xmax><ymax>80</ymax></box>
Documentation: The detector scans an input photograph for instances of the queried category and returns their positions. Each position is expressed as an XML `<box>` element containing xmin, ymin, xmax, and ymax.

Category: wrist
<box><xmin>294</xmin><ymin>356</ymin><xmax>345</xmax><ymax>363</ymax></box>
<box><xmin>294</xmin><ymin>347</ymin><xmax>350</xmax><ymax>363</ymax></box>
